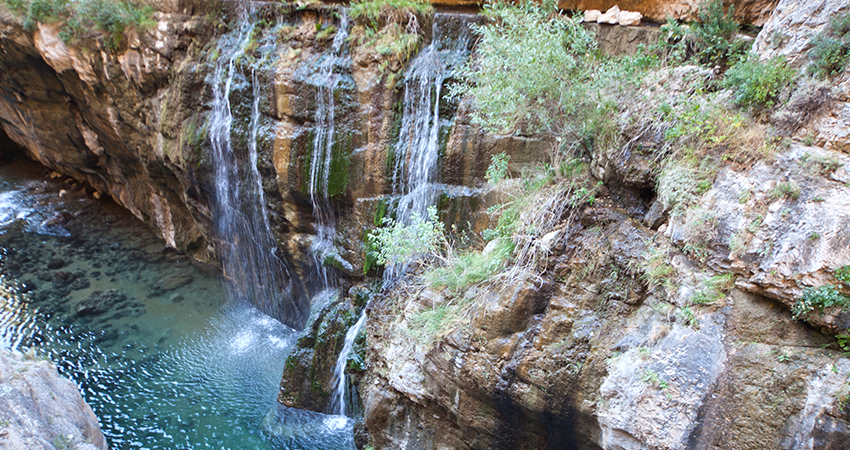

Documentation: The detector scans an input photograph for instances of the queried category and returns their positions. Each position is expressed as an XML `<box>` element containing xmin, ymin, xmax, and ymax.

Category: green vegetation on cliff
<box><xmin>374</xmin><ymin>0</ymin><xmax>848</xmax><ymax>348</ymax></box>
<box><xmin>349</xmin><ymin>0</ymin><xmax>433</xmax><ymax>67</ymax></box>
<box><xmin>2</xmin><ymin>0</ymin><xmax>154</xmax><ymax>50</ymax></box>
<box><xmin>808</xmin><ymin>9</ymin><xmax>850</xmax><ymax>78</ymax></box>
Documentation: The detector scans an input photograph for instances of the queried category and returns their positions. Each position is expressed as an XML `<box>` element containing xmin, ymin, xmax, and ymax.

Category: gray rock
<box><xmin>46</xmin><ymin>257</ymin><xmax>66</xmax><ymax>270</ymax></box>
<box><xmin>0</xmin><ymin>350</ymin><xmax>107</xmax><ymax>450</ymax></box>
<box><xmin>753</xmin><ymin>0</ymin><xmax>850</xmax><ymax>69</ymax></box>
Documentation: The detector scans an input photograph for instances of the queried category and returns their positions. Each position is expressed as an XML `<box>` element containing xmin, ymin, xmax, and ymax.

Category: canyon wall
<box><xmin>1</xmin><ymin>0</ymin><xmax>850</xmax><ymax>449</ymax></box>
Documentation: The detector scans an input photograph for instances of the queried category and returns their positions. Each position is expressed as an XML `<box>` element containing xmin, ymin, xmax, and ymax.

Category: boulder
<box><xmin>583</xmin><ymin>9</ymin><xmax>602</xmax><ymax>22</ymax></box>
<box><xmin>618</xmin><ymin>10</ymin><xmax>642</xmax><ymax>26</ymax></box>
<box><xmin>76</xmin><ymin>289</ymin><xmax>127</xmax><ymax>316</ymax></box>
<box><xmin>0</xmin><ymin>350</ymin><xmax>107</xmax><ymax>450</ymax></box>
<box><xmin>154</xmin><ymin>271</ymin><xmax>193</xmax><ymax>292</ymax></box>
<box><xmin>560</xmin><ymin>0</ymin><xmax>778</xmax><ymax>26</ymax></box>
<box><xmin>598</xmin><ymin>5</ymin><xmax>621</xmax><ymax>24</ymax></box>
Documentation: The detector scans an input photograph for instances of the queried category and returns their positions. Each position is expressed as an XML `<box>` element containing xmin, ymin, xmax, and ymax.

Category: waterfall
<box><xmin>307</xmin><ymin>11</ymin><xmax>351</xmax><ymax>291</ymax></box>
<box><xmin>385</xmin><ymin>13</ymin><xmax>472</xmax><ymax>281</ymax></box>
<box><xmin>327</xmin><ymin>310</ymin><xmax>367</xmax><ymax>417</ymax></box>
<box><xmin>327</xmin><ymin>13</ymin><xmax>473</xmax><ymax>417</ymax></box>
<box><xmin>208</xmin><ymin>5</ymin><xmax>307</xmax><ymax>329</ymax></box>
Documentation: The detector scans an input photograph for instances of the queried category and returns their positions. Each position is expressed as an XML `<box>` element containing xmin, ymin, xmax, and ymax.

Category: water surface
<box><xmin>0</xmin><ymin>161</ymin><xmax>354</xmax><ymax>449</ymax></box>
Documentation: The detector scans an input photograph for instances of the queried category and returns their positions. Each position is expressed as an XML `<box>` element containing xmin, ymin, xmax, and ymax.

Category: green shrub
<box><xmin>485</xmin><ymin>152</ymin><xmax>510</xmax><ymax>184</ymax></box>
<box><xmin>836</xmin><ymin>265</ymin><xmax>850</xmax><ymax>285</ymax></box>
<box><xmin>450</xmin><ymin>0</ymin><xmax>598</xmax><ymax>139</ymax></box>
<box><xmin>792</xmin><ymin>285</ymin><xmax>850</xmax><ymax>320</ymax></box>
<box><xmin>768</xmin><ymin>181</ymin><xmax>801</xmax><ymax>200</ymax></box>
<box><xmin>690</xmin><ymin>0</ymin><xmax>746</xmax><ymax>65</ymax></box>
<box><xmin>348</xmin><ymin>0</ymin><xmax>431</xmax><ymax>65</ymax></box>
<box><xmin>657</xmin><ymin>160</ymin><xmax>716</xmax><ymax>214</ymax></box>
<box><xmin>367</xmin><ymin>206</ymin><xmax>443</xmax><ymax>266</ymax></box>
<box><xmin>692</xmin><ymin>273</ymin><xmax>735</xmax><ymax>305</ymax></box>
<box><xmin>808</xmin><ymin>9</ymin><xmax>850</xmax><ymax>79</ymax></box>
<box><xmin>657</xmin><ymin>0</ymin><xmax>747</xmax><ymax>66</ymax></box>
<box><xmin>424</xmin><ymin>238</ymin><xmax>514</xmax><ymax>292</ymax></box>
<box><xmin>642</xmin><ymin>246</ymin><xmax>676</xmax><ymax>288</ymax></box>
<box><xmin>349</xmin><ymin>0</ymin><xmax>432</xmax><ymax>29</ymax></box>
<box><xmin>26</xmin><ymin>0</ymin><xmax>65</xmax><ymax>26</ymax></box>
<box><xmin>723</xmin><ymin>54</ymin><xmax>796</xmax><ymax>110</ymax></box>
<box><xmin>6</xmin><ymin>0</ymin><xmax>154</xmax><ymax>50</ymax></box>
<box><xmin>63</xmin><ymin>0</ymin><xmax>154</xmax><ymax>50</ymax></box>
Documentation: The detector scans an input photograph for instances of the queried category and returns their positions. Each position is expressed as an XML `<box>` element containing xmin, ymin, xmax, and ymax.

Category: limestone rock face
<box><xmin>753</xmin><ymin>0</ymin><xmax>850</xmax><ymax>68</ymax></box>
<box><xmin>363</xmin><ymin>142</ymin><xmax>850</xmax><ymax>448</ymax></box>
<box><xmin>598</xmin><ymin>5</ymin><xmax>621</xmax><ymax>24</ymax></box>
<box><xmin>617</xmin><ymin>10</ymin><xmax>643</xmax><ymax>26</ymax></box>
<box><xmin>752</xmin><ymin>1</ymin><xmax>850</xmax><ymax>154</ymax></box>
<box><xmin>584</xmin><ymin>9</ymin><xmax>602</xmax><ymax>21</ymax></box>
<box><xmin>558</xmin><ymin>0</ymin><xmax>778</xmax><ymax>26</ymax></box>
<box><xmin>0</xmin><ymin>7</ymin><xmax>213</xmax><ymax>263</ymax></box>
<box><xmin>0</xmin><ymin>350</ymin><xmax>107</xmax><ymax>450</ymax></box>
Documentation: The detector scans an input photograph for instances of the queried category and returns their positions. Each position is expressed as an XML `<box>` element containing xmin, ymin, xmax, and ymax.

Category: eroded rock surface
<box><xmin>0</xmin><ymin>350</ymin><xmax>107</xmax><ymax>450</ymax></box>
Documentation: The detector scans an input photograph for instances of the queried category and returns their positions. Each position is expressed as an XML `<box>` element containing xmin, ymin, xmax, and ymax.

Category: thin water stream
<box><xmin>0</xmin><ymin>160</ymin><xmax>355</xmax><ymax>449</ymax></box>
<box><xmin>326</xmin><ymin>13</ymin><xmax>473</xmax><ymax>417</ymax></box>
<box><xmin>306</xmin><ymin>10</ymin><xmax>351</xmax><ymax>292</ymax></box>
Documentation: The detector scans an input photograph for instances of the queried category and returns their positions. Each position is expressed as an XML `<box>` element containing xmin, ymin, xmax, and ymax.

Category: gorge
<box><xmin>0</xmin><ymin>0</ymin><xmax>849</xmax><ymax>449</ymax></box>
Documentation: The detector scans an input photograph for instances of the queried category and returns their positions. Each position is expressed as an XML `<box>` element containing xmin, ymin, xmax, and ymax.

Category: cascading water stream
<box><xmin>208</xmin><ymin>5</ymin><xmax>306</xmax><ymax>329</ymax></box>
<box><xmin>385</xmin><ymin>13</ymin><xmax>472</xmax><ymax>282</ymax></box>
<box><xmin>327</xmin><ymin>13</ymin><xmax>473</xmax><ymax>417</ymax></box>
<box><xmin>327</xmin><ymin>310</ymin><xmax>367</xmax><ymax>416</ymax></box>
<box><xmin>308</xmin><ymin>11</ymin><xmax>351</xmax><ymax>291</ymax></box>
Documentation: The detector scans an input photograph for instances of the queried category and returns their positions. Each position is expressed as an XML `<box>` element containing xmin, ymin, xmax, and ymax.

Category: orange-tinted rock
<box><xmin>557</xmin><ymin>0</ymin><xmax>778</xmax><ymax>26</ymax></box>
<box><xmin>429</xmin><ymin>0</ymin><xmax>484</xmax><ymax>7</ymax></box>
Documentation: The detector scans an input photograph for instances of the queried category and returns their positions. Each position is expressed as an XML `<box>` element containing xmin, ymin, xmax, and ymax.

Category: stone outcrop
<box><xmin>753</xmin><ymin>0</ymin><xmax>850</xmax><ymax>156</ymax></box>
<box><xmin>0</xmin><ymin>5</ymin><xmax>215</xmax><ymax>263</ymax></box>
<box><xmin>358</xmin><ymin>3</ymin><xmax>850</xmax><ymax>449</ymax></box>
<box><xmin>361</xmin><ymin>140</ymin><xmax>850</xmax><ymax>449</ymax></box>
<box><xmin>7</xmin><ymin>0</ymin><xmax>850</xmax><ymax>449</ymax></box>
<box><xmin>560</xmin><ymin>0</ymin><xmax>778</xmax><ymax>26</ymax></box>
<box><xmin>585</xmin><ymin>7</ymin><xmax>643</xmax><ymax>26</ymax></box>
<box><xmin>0</xmin><ymin>350</ymin><xmax>107</xmax><ymax>450</ymax></box>
<box><xmin>753</xmin><ymin>0</ymin><xmax>850</xmax><ymax>68</ymax></box>
<box><xmin>0</xmin><ymin>3</ymin><xmax>541</xmax><ymax>310</ymax></box>
<box><xmin>583</xmin><ymin>22</ymin><xmax>661</xmax><ymax>56</ymax></box>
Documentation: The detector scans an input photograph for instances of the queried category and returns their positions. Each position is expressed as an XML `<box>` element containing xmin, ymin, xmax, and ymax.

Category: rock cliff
<box><xmin>1</xmin><ymin>0</ymin><xmax>850</xmax><ymax>449</ymax></box>
<box><xmin>0</xmin><ymin>350</ymin><xmax>108</xmax><ymax>450</ymax></box>
<box><xmin>356</xmin><ymin>3</ymin><xmax>850</xmax><ymax>450</ymax></box>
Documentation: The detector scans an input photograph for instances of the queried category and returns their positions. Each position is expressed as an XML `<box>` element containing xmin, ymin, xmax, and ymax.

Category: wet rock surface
<box><xmin>278</xmin><ymin>294</ymin><xmax>363</xmax><ymax>412</ymax></box>
<box><xmin>0</xmin><ymin>350</ymin><xmax>107</xmax><ymax>450</ymax></box>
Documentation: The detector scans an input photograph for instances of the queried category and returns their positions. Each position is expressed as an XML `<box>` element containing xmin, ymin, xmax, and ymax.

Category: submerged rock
<box><xmin>153</xmin><ymin>271</ymin><xmax>194</xmax><ymax>293</ymax></box>
<box><xmin>76</xmin><ymin>289</ymin><xmax>128</xmax><ymax>316</ymax></box>
<box><xmin>0</xmin><ymin>350</ymin><xmax>107</xmax><ymax>450</ymax></box>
